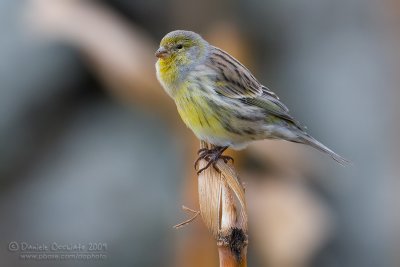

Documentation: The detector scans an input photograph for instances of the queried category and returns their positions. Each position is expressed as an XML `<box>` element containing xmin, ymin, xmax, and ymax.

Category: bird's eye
<box><xmin>176</xmin><ymin>44</ymin><xmax>183</xmax><ymax>49</ymax></box>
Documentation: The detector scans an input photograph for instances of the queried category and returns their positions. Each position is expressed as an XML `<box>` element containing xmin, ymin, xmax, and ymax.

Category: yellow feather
<box><xmin>174</xmin><ymin>83</ymin><xmax>232</xmax><ymax>140</ymax></box>
<box><xmin>157</xmin><ymin>56</ymin><xmax>178</xmax><ymax>86</ymax></box>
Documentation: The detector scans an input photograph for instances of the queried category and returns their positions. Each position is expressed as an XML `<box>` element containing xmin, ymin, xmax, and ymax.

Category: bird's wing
<box><xmin>207</xmin><ymin>46</ymin><xmax>278</xmax><ymax>99</ymax></box>
<box><xmin>240</xmin><ymin>93</ymin><xmax>305</xmax><ymax>130</ymax></box>
<box><xmin>206</xmin><ymin>46</ymin><xmax>305</xmax><ymax>130</ymax></box>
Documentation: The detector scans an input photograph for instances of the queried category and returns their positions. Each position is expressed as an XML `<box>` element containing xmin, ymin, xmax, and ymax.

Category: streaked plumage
<box><xmin>155</xmin><ymin>30</ymin><xmax>347</xmax><ymax>165</ymax></box>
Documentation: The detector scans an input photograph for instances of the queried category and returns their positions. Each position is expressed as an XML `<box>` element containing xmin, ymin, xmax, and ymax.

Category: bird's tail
<box><xmin>296</xmin><ymin>134</ymin><xmax>350</xmax><ymax>165</ymax></box>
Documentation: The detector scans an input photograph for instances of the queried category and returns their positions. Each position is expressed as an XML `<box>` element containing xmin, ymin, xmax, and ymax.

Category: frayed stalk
<box><xmin>197</xmin><ymin>141</ymin><xmax>248</xmax><ymax>267</ymax></box>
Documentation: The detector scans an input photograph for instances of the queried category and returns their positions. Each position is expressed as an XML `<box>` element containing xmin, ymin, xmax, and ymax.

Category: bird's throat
<box><xmin>157</xmin><ymin>57</ymin><xmax>180</xmax><ymax>87</ymax></box>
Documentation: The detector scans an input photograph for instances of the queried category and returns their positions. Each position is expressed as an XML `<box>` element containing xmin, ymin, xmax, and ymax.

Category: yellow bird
<box><xmin>155</xmin><ymin>30</ymin><xmax>348</xmax><ymax>173</ymax></box>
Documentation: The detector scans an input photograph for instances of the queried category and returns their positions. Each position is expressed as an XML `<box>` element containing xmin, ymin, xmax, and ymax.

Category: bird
<box><xmin>155</xmin><ymin>30</ymin><xmax>348</xmax><ymax>173</ymax></box>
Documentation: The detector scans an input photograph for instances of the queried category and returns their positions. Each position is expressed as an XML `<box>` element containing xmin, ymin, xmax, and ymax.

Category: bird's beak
<box><xmin>155</xmin><ymin>47</ymin><xmax>168</xmax><ymax>59</ymax></box>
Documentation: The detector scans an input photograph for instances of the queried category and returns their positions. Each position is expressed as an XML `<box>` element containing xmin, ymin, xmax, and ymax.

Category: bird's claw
<box><xmin>194</xmin><ymin>148</ymin><xmax>211</xmax><ymax>169</ymax></box>
<box><xmin>194</xmin><ymin>146</ymin><xmax>231</xmax><ymax>174</ymax></box>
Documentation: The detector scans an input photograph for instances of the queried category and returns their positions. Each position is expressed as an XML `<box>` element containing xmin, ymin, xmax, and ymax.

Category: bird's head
<box><xmin>155</xmin><ymin>30</ymin><xmax>208</xmax><ymax>68</ymax></box>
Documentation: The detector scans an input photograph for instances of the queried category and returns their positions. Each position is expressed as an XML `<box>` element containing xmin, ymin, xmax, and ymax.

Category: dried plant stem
<box><xmin>219</xmin><ymin>246</ymin><xmax>247</xmax><ymax>267</ymax></box>
<box><xmin>197</xmin><ymin>141</ymin><xmax>248</xmax><ymax>267</ymax></box>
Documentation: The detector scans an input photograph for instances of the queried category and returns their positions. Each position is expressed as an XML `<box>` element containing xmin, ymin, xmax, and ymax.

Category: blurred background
<box><xmin>0</xmin><ymin>0</ymin><xmax>399</xmax><ymax>266</ymax></box>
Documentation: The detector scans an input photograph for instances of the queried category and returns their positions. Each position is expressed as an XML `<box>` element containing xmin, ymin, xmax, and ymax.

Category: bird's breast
<box><xmin>174</xmin><ymin>86</ymin><xmax>226</xmax><ymax>138</ymax></box>
<box><xmin>173</xmin><ymin>83</ymin><xmax>267</xmax><ymax>148</ymax></box>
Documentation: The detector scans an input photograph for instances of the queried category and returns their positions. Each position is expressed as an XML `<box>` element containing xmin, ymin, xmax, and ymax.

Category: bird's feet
<box><xmin>194</xmin><ymin>146</ymin><xmax>233</xmax><ymax>174</ymax></box>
